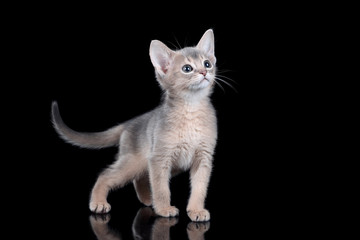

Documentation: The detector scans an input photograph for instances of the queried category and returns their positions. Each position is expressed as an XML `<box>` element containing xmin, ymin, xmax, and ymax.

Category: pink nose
<box><xmin>199</xmin><ymin>70</ymin><xmax>207</xmax><ymax>76</ymax></box>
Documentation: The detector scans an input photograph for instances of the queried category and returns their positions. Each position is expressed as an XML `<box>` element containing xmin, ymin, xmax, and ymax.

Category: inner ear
<box><xmin>197</xmin><ymin>29</ymin><xmax>215</xmax><ymax>60</ymax></box>
<box><xmin>149</xmin><ymin>40</ymin><xmax>175</xmax><ymax>76</ymax></box>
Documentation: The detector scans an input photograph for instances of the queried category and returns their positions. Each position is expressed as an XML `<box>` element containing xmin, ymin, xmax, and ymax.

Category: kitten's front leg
<box><xmin>149</xmin><ymin>155</ymin><xmax>179</xmax><ymax>217</ymax></box>
<box><xmin>187</xmin><ymin>151</ymin><xmax>213</xmax><ymax>222</ymax></box>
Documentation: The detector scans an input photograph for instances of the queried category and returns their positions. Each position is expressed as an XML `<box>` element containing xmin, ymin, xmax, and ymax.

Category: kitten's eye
<box><xmin>204</xmin><ymin>60</ymin><xmax>212</xmax><ymax>68</ymax></box>
<box><xmin>182</xmin><ymin>64</ymin><xmax>193</xmax><ymax>73</ymax></box>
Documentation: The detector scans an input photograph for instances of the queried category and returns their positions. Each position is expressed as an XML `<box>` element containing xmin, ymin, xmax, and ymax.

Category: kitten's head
<box><xmin>149</xmin><ymin>29</ymin><xmax>216</xmax><ymax>97</ymax></box>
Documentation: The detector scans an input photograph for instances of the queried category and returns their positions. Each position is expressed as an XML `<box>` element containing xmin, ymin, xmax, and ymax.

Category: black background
<box><xmin>7</xmin><ymin>3</ymin><xmax>328</xmax><ymax>239</ymax></box>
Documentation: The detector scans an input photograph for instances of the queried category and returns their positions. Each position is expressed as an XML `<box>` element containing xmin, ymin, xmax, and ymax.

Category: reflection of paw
<box><xmin>155</xmin><ymin>206</ymin><xmax>179</xmax><ymax>217</ymax></box>
<box><xmin>89</xmin><ymin>201</ymin><xmax>111</xmax><ymax>213</ymax></box>
<box><xmin>187</xmin><ymin>221</ymin><xmax>210</xmax><ymax>232</ymax></box>
<box><xmin>132</xmin><ymin>207</ymin><xmax>155</xmax><ymax>238</ymax></box>
<box><xmin>89</xmin><ymin>213</ymin><xmax>117</xmax><ymax>240</ymax></box>
<box><xmin>89</xmin><ymin>213</ymin><xmax>111</xmax><ymax>224</ymax></box>
<box><xmin>137</xmin><ymin>206</ymin><xmax>155</xmax><ymax>218</ymax></box>
<box><xmin>155</xmin><ymin>216</ymin><xmax>179</xmax><ymax>227</ymax></box>
<box><xmin>187</xmin><ymin>222</ymin><xmax>210</xmax><ymax>238</ymax></box>
<box><xmin>187</xmin><ymin>209</ymin><xmax>210</xmax><ymax>222</ymax></box>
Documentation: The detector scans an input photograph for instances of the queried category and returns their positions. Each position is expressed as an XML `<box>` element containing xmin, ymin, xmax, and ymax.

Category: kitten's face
<box><xmin>164</xmin><ymin>47</ymin><xmax>216</xmax><ymax>92</ymax></box>
<box><xmin>149</xmin><ymin>29</ymin><xmax>216</xmax><ymax>97</ymax></box>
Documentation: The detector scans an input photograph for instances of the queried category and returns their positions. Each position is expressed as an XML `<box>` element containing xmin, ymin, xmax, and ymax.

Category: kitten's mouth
<box><xmin>194</xmin><ymin>77</ymin><xmax>210</xmax><ymax>89</ymax></box>
<box><xmin>201</xmin><ymin>77</ymin><xmax>209</xmax><ymax>82</ymax></box>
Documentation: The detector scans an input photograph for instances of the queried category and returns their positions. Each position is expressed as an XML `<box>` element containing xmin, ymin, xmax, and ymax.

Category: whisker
<box><xmin>174</xmin><ymin>36</ymin><xmax>182</xmax><ymax>49</ymax></box>
<box><xmin>167</xmin><ymin>41</ymin><xmax>180</xmax><ymax>51</ymax></box>
<box><xmin>215</xmin><ymin>77</ymin><xmax>238</xmax><ymax>93</ymax></box>
<box><xmin>216</xmin><ymin>74</ymin><xmax>238</xmax><ymax>85</ymax></box>
<box><xmin>216</xmin><ymin>77</ymin><xmax>237</xmax><ymax>89</ymax></box>
<box><xmin>216</xmin><ymin>69</ymin><xmax>233</xmax><ymax>74</ymax></box>
<box><xmin>213</xmin><ymin>79</ymin><xmax>226</xmax><ymax>93</ymax></box>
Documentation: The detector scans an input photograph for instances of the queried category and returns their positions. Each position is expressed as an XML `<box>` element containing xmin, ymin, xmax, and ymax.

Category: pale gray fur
<box><xmin>52</xmin><ymin>29</ymin><xmax>218</xmax><ymax>222</ymax></box>
<box><xmin>52</xmin><ymin>102</ymin><xmax>125</xmax><ymax>149</ymax></box>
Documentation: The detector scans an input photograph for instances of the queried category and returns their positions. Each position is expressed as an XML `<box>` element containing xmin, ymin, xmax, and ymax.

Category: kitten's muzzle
<box><xmin>199</xmin><ymin>69</ymin><xmax>207</xmax><ymax>76</ymax></box>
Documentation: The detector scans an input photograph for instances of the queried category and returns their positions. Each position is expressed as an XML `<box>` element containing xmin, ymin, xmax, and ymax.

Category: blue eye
<box><xmin>204</xmin><ymin>60</ymin><xmax>212</xmax><ymax>68</ymax></box>
<box><xmin>182</xmin><ymin>64</ymin><xmax>193</xmax><ymax>73</ymax></box>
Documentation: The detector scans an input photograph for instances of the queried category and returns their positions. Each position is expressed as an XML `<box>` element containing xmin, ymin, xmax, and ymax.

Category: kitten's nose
<box><xmin>199</xmin><ymin>69</ymin><xmax>207</xmax><ymax>76</ymax></box>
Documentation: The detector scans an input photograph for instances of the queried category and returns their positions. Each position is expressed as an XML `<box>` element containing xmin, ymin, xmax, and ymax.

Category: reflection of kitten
<box><xmin>89</xmin><ymin>214</ymin><xmax>120</xmax><ymax>240</ymax></box>
<box><xmin>132</xmin><ymin>207</ymin><xmax>178</xmax><ymax>240</ymax></box>
<box><xmin>52</xmin><ymin>29</ymin><xmax>217</xmax><ymax>222</ymax></box>
<box><xmin>89</xmin><ymin>207</ymin><xmax>209</xmax><ymax>240</ymax></box>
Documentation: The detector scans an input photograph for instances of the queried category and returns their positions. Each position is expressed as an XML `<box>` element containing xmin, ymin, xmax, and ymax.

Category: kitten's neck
<box><xmin>163</xmin><ymin>90</ymin><xmax>212</xmax><ymax>110</ymax></box>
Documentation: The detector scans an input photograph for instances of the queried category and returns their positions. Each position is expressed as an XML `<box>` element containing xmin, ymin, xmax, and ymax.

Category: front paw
<box><xmin>155</xmin><ymin>206</ymin><xmax>179</xmax><ymax>217</ymax></box>
<box><xmin>187</xmin><ymin>209</ymin><xmax>210</xmax><ymax>222</ymax></box>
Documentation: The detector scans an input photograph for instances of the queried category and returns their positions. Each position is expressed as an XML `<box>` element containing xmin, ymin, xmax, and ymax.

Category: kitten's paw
<box><xmin>89</xmin><ymin>201</ymin><xmax>111</xmax><ymax>213</ymax></box>
<box><xmin>187</xmin><ymin>209</ymin><xmax>210</xmax><ymax>222</ymax></box>
<box><xmin>155</xmin><ymin>206</ymin><xmax>179</xmax><ymax>217</ymax></box>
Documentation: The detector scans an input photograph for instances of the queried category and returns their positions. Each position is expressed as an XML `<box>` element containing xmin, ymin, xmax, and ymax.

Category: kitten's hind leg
<box><xmin>133</xmin><ymin>174</ymin><xmax>152</xmax><ymax>206</ymax></box>
<box><xmin>89</xmin><ymin>155</ymin><xmax>146</xmax><ymax>213</ymax></box>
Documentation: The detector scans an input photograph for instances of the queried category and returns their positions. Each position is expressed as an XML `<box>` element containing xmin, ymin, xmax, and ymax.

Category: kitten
<box><xmin>52</xmin><ymin>29</ymin><xmax>218</xmax><ymax>222</ymax></box>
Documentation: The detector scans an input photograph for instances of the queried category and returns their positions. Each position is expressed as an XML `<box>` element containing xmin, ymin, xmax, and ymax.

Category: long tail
<box><xmin>51</xmin><ymin>101</ymin><xmax>124</xmax><ymax>149</ymax></box>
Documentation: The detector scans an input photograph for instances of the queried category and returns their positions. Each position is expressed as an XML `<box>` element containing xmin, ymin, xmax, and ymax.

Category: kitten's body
<box><xmin>52</xmin><ymin>30</ymin><xmax>218</xmax><ymax>222</ymax></box>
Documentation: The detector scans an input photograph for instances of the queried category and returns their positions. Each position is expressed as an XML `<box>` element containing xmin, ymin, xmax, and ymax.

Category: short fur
<box><xmin>52</xmin><ymin>29</ymin><xmax>218</xmax><ymax>222</ymax></box>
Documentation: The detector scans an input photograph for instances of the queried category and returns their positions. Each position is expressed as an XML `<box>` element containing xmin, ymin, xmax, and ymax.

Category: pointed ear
<box><xmin>197</xmin><ymin>29</ymin><xmax>216</xmax><ymax>62</ymax></box>
<box><xmin>149</xmin><ymin>40</ymin><xmax>175</xmax><ymax>77</ymax></box>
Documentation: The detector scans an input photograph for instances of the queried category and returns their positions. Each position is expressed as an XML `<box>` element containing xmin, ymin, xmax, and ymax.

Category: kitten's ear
<box><xmin>197</xmin><ymin>29</ymin><xmax>216</xmax><ymax>63</ymax></box>
<box><xmin>149</xmin><ymin>40</ymin><xmax>175</xmax><ymax>77</ymax></box>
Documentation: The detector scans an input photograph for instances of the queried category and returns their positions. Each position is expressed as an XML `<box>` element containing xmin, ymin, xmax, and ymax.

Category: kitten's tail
<box><xmin>51</xmin><ymin>101</ymin><xmax>124</xmax><ymax>149</ymax></box>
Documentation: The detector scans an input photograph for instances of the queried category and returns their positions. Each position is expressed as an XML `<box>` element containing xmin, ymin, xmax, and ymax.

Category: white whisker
<box><xmin>174</xmin><ymin>37</ymin><xmax>182</xmax><ymax>50</ymax></box>
<box><xmin>215</xmin><ymin>76</ymin><xmax>238</xmax><ymax>93</ymax></box>
<box><xmin>216</xmin><ymin>74</ymin><xmax>238</xmax><ymax>84</ymax></box>
<box><xmin>213</xmin><ymin>79</ymin><xmax>226</xmax><ymax>93</ymax></box>
<box><xmin>216</xmin><ymin>69</ymin><xmax>233</xmax><ymax>74</ymax></box>
<box><xmin>167</xmin><ymin>41</ymin><xmax>180</xmax><ymax>51</ymax></box>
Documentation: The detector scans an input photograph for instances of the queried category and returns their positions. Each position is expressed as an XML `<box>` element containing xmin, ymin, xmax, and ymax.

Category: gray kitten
<box><xmin>52</xmin><ymin>29</ymin><xmax>217</xmax><ymax>222</ymax></box>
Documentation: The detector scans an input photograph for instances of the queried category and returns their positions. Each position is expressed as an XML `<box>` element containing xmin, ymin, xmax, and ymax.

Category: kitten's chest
<box><xmin>172</xmin><ymin>111</ymin><xmax>206</xmax><ymax>140</ymax></box>
<box><xmin>171</xmin><ymin>110</ymin><xmax>216</xmax><ymax>169</ymax></box>
<box><xmin>164</xmin><ymin>105</ymin><xmax>216</xmax><ymax>146</ymax></box>
<box><xmin>157</xmin><ymin>105</ymin><xmax>216</xmax><ymax>170</ymax></box>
